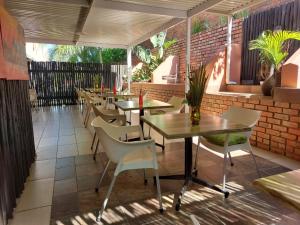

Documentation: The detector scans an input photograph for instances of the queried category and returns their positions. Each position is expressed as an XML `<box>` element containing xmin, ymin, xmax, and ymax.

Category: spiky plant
<box><xmin>186</xmin><ymin>64</ymin><xmax>208</xmax><ymax>107</ymax></box>
<box><xmin>249</xmin><ymin>30</ymin><xmax>300</xmax><ymax>72</ymax></box>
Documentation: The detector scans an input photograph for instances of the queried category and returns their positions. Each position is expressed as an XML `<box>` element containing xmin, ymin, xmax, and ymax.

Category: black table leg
<box><xmin>175</xmin><ymin>137</ymin><xmax>193</xmax><ymax>211</ymax></box>
<box><xmin>156</xmin><ymin>136</ymin><xmax>230</xmax><ymax>211</ymax></box>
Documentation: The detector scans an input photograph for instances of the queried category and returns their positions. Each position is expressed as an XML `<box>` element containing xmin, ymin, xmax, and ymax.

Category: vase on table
<box><xmin>190</xmin><ymin>106</ymin><xmax>201</xmax><ymax>125</ymax></box>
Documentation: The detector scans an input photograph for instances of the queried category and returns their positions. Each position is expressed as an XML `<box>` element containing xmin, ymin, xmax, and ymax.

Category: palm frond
<box><xmin>249</xmin><ymin>30</ymin><xmax>300</xmax><ymax>71</ymax></box>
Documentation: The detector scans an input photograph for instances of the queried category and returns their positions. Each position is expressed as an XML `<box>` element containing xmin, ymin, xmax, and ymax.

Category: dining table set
<box><xmin>82</xmin><ymin>89</ymin><xmax>251</xmax><ymax>211</ymax></box>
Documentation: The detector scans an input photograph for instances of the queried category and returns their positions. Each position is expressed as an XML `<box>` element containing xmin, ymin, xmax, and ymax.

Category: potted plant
<box><xmin>249</xmin><ymin>30</ymin><xmax>300</xmax><ymax>96</ymax></box>
<box><xmin>93</xmin><ymin>74</ymin><xmax>102</xmax><ymax>90</ymax></box>
<box><xmin>186</xmin><ymin>64</ymin><xmax>208</xmax><ymax>125</ymax></box>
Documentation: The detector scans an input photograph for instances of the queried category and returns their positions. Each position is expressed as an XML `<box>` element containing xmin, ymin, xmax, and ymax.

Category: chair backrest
<box><xmin>91</xmin><ymin>116</ymin><xmax>127</xmax><ymax>163</ymax></box>
<box><xmin>222</xmin><ymin>106</ymin><xmax>261</xmax><ymax>128</ymax></box>
<box><xmin>91</xmin><ymin>103</ymin><xmax>126</xmax><ymax>125</ymax></box>
<box><xmin>167</xmin><ymin>96</ymin><xmax>185</xmax><ymax>112</ymax></box>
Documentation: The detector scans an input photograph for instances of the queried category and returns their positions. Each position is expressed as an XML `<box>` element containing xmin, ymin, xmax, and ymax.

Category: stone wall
<box><xmin>131</xmin><ymin>82</ymin><xmax>300</xmax><ymax>161</ymax></box>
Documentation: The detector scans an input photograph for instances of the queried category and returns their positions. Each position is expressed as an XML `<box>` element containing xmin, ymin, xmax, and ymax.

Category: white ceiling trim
<box><xmin>76</xmin><ymin>41</ymin><xmax>128</xmax><ymax>49</ymax></box>
<box><xmin>187</xmin><ymin>0</ymin><xmax>226</xmax><ymax>17</ymax></box>
<box><xmin>94</xmin><ymin>0</ymin><xmax>187</xmax><ymax>18</ymax></box>
<box><xmin>129</xmin><ymin>18</ymin><xmax>184</xmax><ymax>47</ymax></box>
<box><xmin>25</xmin><ymin>0</ymin><xmax>90</xmax><ymax>7</ymax></box>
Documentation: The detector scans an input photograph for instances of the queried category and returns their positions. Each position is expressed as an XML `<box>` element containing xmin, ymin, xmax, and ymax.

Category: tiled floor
<box><xmin>8</xmin><ymin>105</ymin><xmax>300</xmax><ymax>225</ymax></box>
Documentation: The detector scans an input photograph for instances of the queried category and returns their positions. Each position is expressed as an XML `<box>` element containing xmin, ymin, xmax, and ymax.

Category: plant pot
<box><xmin>190</xmin><ymin>106</ymin><xmax>201</xmax><ymax>125</ymax></box>
<box><xmin>261</xmin><ymin>74</ymin><xmax>275</xmax><ymax>96</ymax></box>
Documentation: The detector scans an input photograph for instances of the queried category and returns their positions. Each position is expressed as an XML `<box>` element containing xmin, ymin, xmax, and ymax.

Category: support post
<box><xmin>185</xmin><ymin>17</ymin><xmax>191</xmax><ymax>113</ymax></box>
<box><xmin>226</xmin><ymin>15</ymin><xmax>233</xmax><ymax>84</ymax></box>
<box><xmin>127</xmin><ymin>47</ymin><xmax>132</xmax><ymax>93</ymax></box>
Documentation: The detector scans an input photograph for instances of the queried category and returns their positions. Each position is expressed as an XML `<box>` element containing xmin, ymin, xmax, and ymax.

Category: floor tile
<box><xmin>56</xmin><ymin>157</ymin><xmax>75</xmax><ymax>169</ymax></box>
<box><xmin>54</xmin><ymin>178</ymin><xmax>77</xmax><ymax>196</ymax></box>
<box><xmin>76</xmin><ymin>133</ymin><xmax>93</xmax><ymax>143</ymax></box>
<box><xmin>29</xmin><ymin>159</ymin><xmax>56</xmax><ymax>181</ymax></box>
<box><xmin>37</xmin><ymin>145</ymin><xmax>57</xmax><ymax>153</ymax></box>
<box><xmin>59</xmin><ymin>128</ymin><xmax>75</xmax><ymax>136</ymax></box>
<box><xmin>39</xmin><ymin>137</ymin><xmax>58</xmax><ymax>147</ymax></box>
<box><xmin>55</xmin><ymin>166</ymin><xmax>76</xmax><ymax>181</ymax></box>
<box><xmin>51</xmin><ymin>193</ymin><xmax>80</xmax><ymax>220</ymax></box>
<box><xmin>37</xmin><ymin>147</ymin><xmax>57</xmax><ymax>161</ymax></box>
<box><xmin>16</xmin><ymin>178</ymin><xmax>54</xmax><ymax>212</ymax></box>
<box><xmin>76</xmin><ymin>163</ymin><xmax>103</xmax><ymax>177</ymax></box>
<box><xmin>77</xmin><ymin>141</ymin><xmax>93</xmax><ymax>155</ymax></box>
<box><xmin>77</xmin><ymin>174</ymin><xmax>104</xmax><ymax>192</ymax></box>
<box><xmin>58</xmin><ymin>135</ymin><xmax>76</xmax><ymax>145</ymax></box>
<box><xmin>9</xmin><ymin>206</ymin><xmax>51</xmax><ymax>225</ymax></box>
<box><xmin>57</xmin><ymin>144</ymin><xmax>78</xmax><ymax>158</ymax></box>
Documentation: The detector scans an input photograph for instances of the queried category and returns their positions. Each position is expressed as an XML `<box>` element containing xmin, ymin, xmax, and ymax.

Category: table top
<box><xmin>114</xmin><ymin>99</ymin><xmax>173</xmax><ymax>111</ymax></box>
<box><xmin>141</xmin><ymin>113</ymin><xmax>251</xmax><ymax>139</ymax></box>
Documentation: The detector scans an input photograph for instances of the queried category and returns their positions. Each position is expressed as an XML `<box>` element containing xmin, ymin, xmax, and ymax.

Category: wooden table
<box><xmin>114</xmin><ymin>99</ymin><xmax>173</xmax><ymax>149</ymax></box>
<box><xmin>141</xmin><ymin>113</ymin><xmax>251</xmax><ymax>210</ymax></box>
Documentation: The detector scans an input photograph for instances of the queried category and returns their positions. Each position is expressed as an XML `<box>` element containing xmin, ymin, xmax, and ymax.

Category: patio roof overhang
<box><xmin>6</xmin><ymin>0</ymin><xmax>267</xmax><ymax>48</ymax></box>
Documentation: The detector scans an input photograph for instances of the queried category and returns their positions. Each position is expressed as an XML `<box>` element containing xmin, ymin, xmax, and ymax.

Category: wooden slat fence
<box><xmin>241</xmin><ymin>0</ymin><xmax>300</xmax><ymax>84</ymax></box>
<box><xmin>28</xmin><ymin>62</ymin><xmax>126</xmax><ymax>106</ymax></box>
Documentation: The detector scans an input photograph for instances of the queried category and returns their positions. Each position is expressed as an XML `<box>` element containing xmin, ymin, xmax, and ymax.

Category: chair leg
<box><xmin>148</xmin><ymin>127</ymin><xmax>151</xmax><ymax>138</ymax></box>
<box><xmin>228</xmin><ymin>152</ymin><xmax>234</xmax><ymax>166</ymax></box>
<box><xmin>95</xmin><ymin>160</ymin><xmax>111</xmax><ymax>192</ymax></box>
<box><xmin>97</xmin><ymin>174</ymin><xmax>117</xmax><ymax>223</ymax></box>
<box><xmin>93</xmin><ymin>140</ymin><xmax>100</xmax><ymax>161</ymax></box>
<box><xmin>155</xmin><ymin>169</ymin><xmax>164</xmax><ymax>213</ymax></box>
<box><xmin>84</xmin><ymin>111</ymin><xmax>90</xmax><ymax>128</ymax></box>
<box><xmin>162</xmin><ymin>136</ymin><xmax>165</xmax><ymax>151</ymax></box>
<box><xmin>247</xmin><ymin>141</ymin><xmax>261</xmax><ymax>177</ymax></box>
<box><xmin>91</xmin><ymin>133</ymin><xmax>96</xmax><ymax>151</ymax></box>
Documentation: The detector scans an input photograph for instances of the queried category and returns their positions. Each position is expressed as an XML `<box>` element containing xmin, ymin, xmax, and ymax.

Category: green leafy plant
<box><xmin>192</xmin><ymin>20</ymin><xmax>210</xmax><ymax>34</ymax></box>
<box><xmin>93</xmin><ymin>74</ymin><xmax>102</xmax><ymax>88</ymax></box>
<box><xmin>186</xmin><ymin>64</ymin><xmax>208</xmax><ymax>107</ymax></box>
<box><xmin>249</xmin><ymin>30</ymin><xmax>300</xmax><ymax>72</ymax></box>
<box><xmin>131</xmin><ymin>65</ymin><xmax>152</xmax><ymax>82</ymax></box>
<box><xmin>133</xmin><ymin>32</ymin><xmax>177</xmax><ymax>82</ymax></box>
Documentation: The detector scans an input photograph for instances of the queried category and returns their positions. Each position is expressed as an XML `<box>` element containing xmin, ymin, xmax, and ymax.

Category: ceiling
<box><xmin>6</xmin><ymin>0</ymin><xmax>267</xmax><ymax>48</ymax></box>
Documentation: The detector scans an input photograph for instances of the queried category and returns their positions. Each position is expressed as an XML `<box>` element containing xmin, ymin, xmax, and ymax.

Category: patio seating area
<box><xmin>19</xmin><ymin>105</ymin><xmax>298</xmax><ymax>225</ymax></box>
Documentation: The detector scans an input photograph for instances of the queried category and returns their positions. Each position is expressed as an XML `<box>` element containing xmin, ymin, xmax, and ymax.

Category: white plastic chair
<box><xmin>148</xmin><ymin>96</ymin><xmax>185</xmax><ymax>149</ymax></box>
<box><xmin>91</xmin><ymin>103</ymin><xmax>126</xmax><ymax>159</ymax></box>
<box><xmin>91</xmin><ymin>116</ymin><xmax>163</xmax><ymax>222</ymax></box>
<box><xmin>194</xmin><ymin>106</ymin><xmax>261</xmax><ymax>191</ymax></box>
<box><xmin>83</xmin><ymin>93</ymin><xmax>103</xmax><ymax>127</ymax></box>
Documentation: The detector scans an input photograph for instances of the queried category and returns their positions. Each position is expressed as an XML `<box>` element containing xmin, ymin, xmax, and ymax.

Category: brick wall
<box><xmin>131</xmin><ymin>82</ymin><xmax>300</xmax><ymax>161</ymax></box>
<box><xmin>131</xmin><ymin>83</ymin><xmax>185</xmax><ymax>102</ymax></box>
<box><xmin>165</xmin><ymin>19</ymin><xmax>243</xmax><ymax>83</ymax></box>
<box><xmin>202</xmin><ymin>94</ymin><xmax>300</xmax><ymax>161</ymax></box>
<box><xmin>132</xmin><ymin>19</ymin><xmax>243</xmax><ymax>82</ymax></box>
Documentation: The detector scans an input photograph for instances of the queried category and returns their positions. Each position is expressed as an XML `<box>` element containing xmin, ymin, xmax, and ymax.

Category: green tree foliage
<box><xmin>49</xmin><ymin>45</ymin><xmax>126</xmax><ymax>64</ymax></box>
<box><xmin>101</xmin><ymin>48</ymin><xmax>126</xmax><ymax>64</ymax></box>
<box><xmin>249</xmin><ymin>30</ymin><xmax>300</xmax><ymax>71</ymax></box>
<box><xmin>49</xmin><ymin>45</ymin><xmax>102</xmax><ymax>63</ymax></box>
